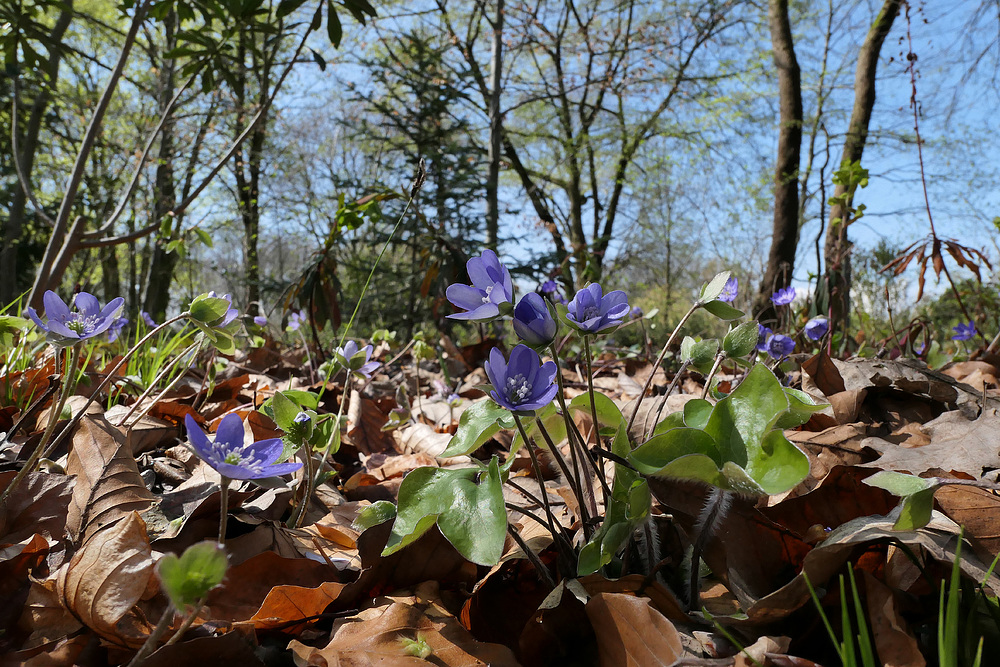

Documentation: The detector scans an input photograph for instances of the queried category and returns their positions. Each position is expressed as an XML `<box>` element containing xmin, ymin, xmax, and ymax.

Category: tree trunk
<box><xmin>821</xmin><ymin>0</ymin><xmax>900</xmax><ymax>334</ymax></box>
<box><xmin>142</xmin><ymin>10</ymin><xmax>179</xmax><ymax>322</ymax></box>
<box><xmin>485</xmin><ymin>0</ymin><xmax>503</xmax><ymax>252</ymax></box>
<box><xmin>754</xmin><ymin>0</ymin><xmax>803</xmax><ymax>325</ymax></box>
<box><xmin>2</xmin><ymin>4</ymin><xmax>74</xmax><ymax>305</ymax></box>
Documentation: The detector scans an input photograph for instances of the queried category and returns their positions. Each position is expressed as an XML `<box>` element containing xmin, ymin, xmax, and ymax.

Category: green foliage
<box><xmin>630</xmin><ymin>364</ymin><xmax>819</xmax><ymax>496</ymax></box>
<box><xmin>439</xmin><ymin>399</ymin><xmax>512</xmax><ymax>457</ymax></box>
<box><xmin>384</xmin><ymin>457</ymin><xmax>506</xmax><ymax>566</ymax></box>
<box><xmin>157</xmin><ymin>541</ymin><xmax>228</xmax><ymax>611</ymax></box>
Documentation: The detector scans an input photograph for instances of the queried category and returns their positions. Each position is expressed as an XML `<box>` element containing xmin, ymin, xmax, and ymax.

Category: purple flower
<box><xmin>629</xmin><ymin>306</ymin><xmax>644</xmax><ymax>320</ymax></box>
<box><xmin>771</xmin><ymin>286</ymin><xmax>796</xmax><ymax>306</ymax></box>
<box><xmin>766</xmin><ymin>334</ymin><xmax>795</xmax><ymax>359</ymax></box>
<box><xmin>26</xmin><ymin>291</ymin><xmax>125</xmax><ymax>347</ymax></box>
<box><xmin>253</xmin><ymin>315</ymin><xmax>267</xmax><ymax>327</ymax></box>
<box><xmin>914</xmin><ymin>341</ymin><xmax>926</xmax><ymax>355</ymax></box>
<box><xmin>804</xmin><ymin>316</ymin><xmax>829</xmax><ymax>341</ymax></box>
<box><xmin>952</xmin><ymin>321</ymin><xmax>978</xmax><ymax>341</ymax></box>
<box><xmin>484</xmin><ymin>345</ymin><xmax>558</xmax><ymax>413</ymax></box>
<box><xmin>141</xmin><ymin>311</ymin><xmax>156</xmax><ymax>328</ymax></box>
<box><xmin>446</xmin><ymin>393</ymin><xmax>462</xmax><ymax>407</ymax></box>
<box><xmin>718</xmin><ymin>277</ymin><xmax>738</xmax><ymax>303</ymax></box>
<box><xmin>206</xmin><ymin>292</ymin><xmax>239</xmax><ymax>328</ymax></box>
<box><xmin>513</xmin><ymin>293</ymin><xmax>558</xmax><ymax>346</ymax></box>
<box><xmin>184</xmin><ymin>413</ymin><xmax>302</xmax><ymax>480</ymax></box>
<box><xmin>566</xmin><ymin>284</ymin><xmax>630</xmax><ymax>334</ymax></box>
<box><xmin>287</xmin><ymin>310</ymin><xmax>305</xmax><ymax>331</ymax></box>
<box><xmin>293</xmin><ymin>411</ymin><xmax>311</xmax><ymax>424</ymax></box>
<box><xmin>756</xmin><ymin>324</ymin><xmax>772</xmax><ymax>352</ymax></box>
<box><xmin>335</xmin><ymin>340</ymin><xmax>380</xmax><ymax>379</ymax></box>
<box><xmin>107</xmin><ymin>316</ymin><xmax>129</xmax><ymax>343</ymax></box>
<box><xmin>446</xmin><ymin>250</ymin><xmax>514</xmax><ymax>322</ymax></box>
<box><xmin>541</xmin><ymin>280</ymin><xmax>559</xmax><ymax>295</ymax></box>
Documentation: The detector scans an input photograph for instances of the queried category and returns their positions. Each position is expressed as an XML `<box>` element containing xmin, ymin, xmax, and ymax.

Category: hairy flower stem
<box><xmin>512</xmin><ymin>414</ymin><xmax>575</xmax><ymax>566</ymax></box>
<box><xmin>534</xmin><ymin>418</ymin><xmax>590</xmax><ymax>539</ymax></box>
<box><xmin>689</xmin><ymin>488</ymin><xmax>733</xmax><ymax>610</ymax></box>
<box><xmin>117</xmin><ymin>340</ymin><xmax>201</xmax><ymax>429</ymax></box>
<box><xmin>218</xmin><ymin>477</ymin><xmax>231</xmax><ymax>545</ymax></box>
<box><xmin>507</xmin><ymin>524</ymin><xmax>556</xmax><ymax>589</ymax></box>
<box><xmin>700</xmin><ymin>353</ymin><xmax>726</xmax><ymax>400</ymax></box>
<box><xmin>288</xmin><ymin>386</ymin><xmax>349</xmax><ymax>529</ymax></box>
<box><xmin>126</xmin><ymin>604</ymin><xmax>175</xmax><ymax>667</ymax></box>
<box><xmin>0</xmin><ymin>343</ymin><xmax>80</xmax><ymax>504</ymax></box>
<box><xmin>549</xmin><ymin>344</ymin><xmax>607</xmax><ymax>512</ymax></box>
<box><xmin>163</xmin><ymin>597</ymin><xmax>207</xmax><ymax>646</ymax></box>
<box><xmin>627</xmin><ymin>302</ymin><xmax>700</xmax><ymax>433</ymax></box>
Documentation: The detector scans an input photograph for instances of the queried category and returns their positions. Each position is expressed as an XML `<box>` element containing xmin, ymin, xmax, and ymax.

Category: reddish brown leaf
<box><xmin>56</xmin><ymin>511</ymin><xmax>154</xmax><ymax>647</ymax></box>
<box><xmin>864</xmin><ymin>572</ymin><xmax>926</xmax><ymax>667</ymax></box>
<box><xmin>585</xmin><ymin>592</ymin><xmax>685</xmax><ymax>666</ymax></box>
<box><xmin>65</xmin><ymin>415</ymin><xmax>153</xmax><ymax>544</ymax></box>
<box><xmin>0</xmin><ymin>471</ymin><xmax>73</xmax><ymax>546</ymax></box>
<box><xmin>250</xmin><ymin>581</ymin><xmax>346</xmax><ymax>633</ymax></box>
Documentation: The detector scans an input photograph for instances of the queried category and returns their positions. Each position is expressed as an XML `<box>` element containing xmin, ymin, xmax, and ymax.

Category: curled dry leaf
<box><xmin>585</xmin><ymin>592</ymin><xmax>686</xmax><ymax>667</ymax></box>
<box><xmin>0</xmin><ymin>471</ymin><xmax>73</xmax><ymax>546</ymax></box>
<box><xmin>66</xmin><ymin>415</ymin><xmax>153</xmax><ymax>545</ymax></box>
<box><xmin>55</xmin><ymin>511</ymin><xmax>154</xmax><ymax>647</ymax></box>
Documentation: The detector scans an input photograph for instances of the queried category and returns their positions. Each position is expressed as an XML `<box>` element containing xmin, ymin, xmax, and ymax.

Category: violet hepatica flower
<box><xmin>566</xmin><ymin>284</ymin><xmax>630</xmax><ymax>334</ymax></box>
<box><xmin>767</xmin><ymin>334</ymin><xmax>796</xmax><ymax>359</ymax></box>
<box><xmin>804</xmin><ymin>316</ymin><xmax>829</xmax><ymax>341</ymax></box>
<box><xmin>335</xmin><ymin>340</ymin><xmax>380</xmax><ymax>379</ymax></box>
<box><xmin>756</xmin><ymin>324</ymin><xmax>772</xmax><ymax>352</ymax></box>
<box><xmin>253</xmin><ymin>315</ymin><xmax>267</xmax><ymax>327</ymax></box>
<box><xmin>287</xmin><ymin>310</ymin><xmax>306</xmax><ymax>331</ymax></box>
<box><xmin>184</xmin><ymin>413</ymin><xmax>302</xmax><ymax>480</ymax></box>
<box><xmin>484</xmin><ymin>344</ymin><xmax>558</xmax><ymax>413</ymax></box>
<box><xmin>771</xmin><ymin>286</ymin><xmax>796</xmax><ymax>306</ymax></box>
<box><xmin>952</xmin><ymin>321</ymin><xmax>978</xmax><ymax>341</ymax></box>
<box><xmin>27</xmin><ymin>291</ymin><xmax>125</xmax><ymax>347</ymax></box>
<box><xmin>141</xmin><ymin>311</ymin><xmax>156</xmax><ymax>328</ymax></box>
<box><xmin>629</xmin><ymin>306</ymin><xmax>644</xmax><ymax>320</ymax></box>
<box><xmin>541</xmin><ymin>280</ymin><xmax>559</xmax><ymax>296</ymax></box>
<box><xmin>106</xmin><ymin>316</ymin><xmax>129</xmax><ymax>343</ymax></box>
<box><xmin>513</xmin><ymin>292</ymin><xmax>558</xmax><ymax>347</ymax></box>
<box><xmin>446</xmin><ymin>249</ymin><xmax>514</xmax><ymax>322</ymax></box>
<box><xmin>718</xmin><ymin>277</ymin><xmax>738</xmax><ymax>303</ymax></box>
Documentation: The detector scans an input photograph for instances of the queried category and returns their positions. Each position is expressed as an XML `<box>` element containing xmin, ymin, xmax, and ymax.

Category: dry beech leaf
<box><xmin>585</xmin><ymin>592</ymin><xmax>685</xmax><ymax>666</ymax></box>
<box><xmin>0</xmin><ymin>533</ymin><xmax>50</xmax><ymax>635</ymax></box>
<box><xmin>288</xmin><ymin>581</ymin><xmax>518</xmax><ymax>666</ymax></box>
<box><xmin>863</xmin><ymin>572</ymin><xmax>925</xmax><ymax>667</ymax></box>
<box><xmin>0</xmin><ymin>471</ymin><xmax>73</xmax><ymax>546</ymax></box>
<box><xmin>66</xmin><ymin>415</ymin><xmax>153</xmax><ymax>544</ymax></box>
<box><xmin>346</xmin><ymin>390</ymin><xmax>396</xmax><ymax>454</ymax></box>
<box><xmin>56</xmin><ymin>511</ymin><xmax>154</xmax><ymax>646</ymax></box>
<box><xmin>250</xmin><ymin>581</ymin><xmax>346</xmax><ymax>633</ymax></box>
<box><xmin>18</xmin><ymin>578</ymin><xmax>83</xmax><ymax>650</ymax></box>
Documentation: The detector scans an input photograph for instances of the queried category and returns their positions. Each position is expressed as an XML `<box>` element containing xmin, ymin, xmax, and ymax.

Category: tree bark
<box><xmin>485</xmin><ymin>0</ymin><xmax>503</xmax><ymax>252</ymax></box>
<box><xmin>754</xmin><ymin>0</ymin><xmax>803</xmax><ymax>325</ymax></box>
<box><xmin>821</xmin><ymin>0</ymin><xmax>900</xmax><ymax>334</ymax></box>
<box><xmin>2</xmin><ymin>4</ymin><xmax>75</xmax><ymax>305</ymax></box>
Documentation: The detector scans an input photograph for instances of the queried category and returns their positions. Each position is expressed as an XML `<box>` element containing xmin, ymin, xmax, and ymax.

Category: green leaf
<box><xmin>276</xmin><ymin>0</ymin><xmax>309</xmax><ymax>18</ymax></box>
<box><xmin>681</xmin><ymin>337</ymin><xmax>718</xmax><ymax>372</ymax></box>
<box><xmin>188</xmin><ymin>294</ymin><xmax>231</xmax><ymax>324</ymax></box>
<box><xmin>629</xmin><ymin>428</ymin><xmax>719</xmax><ymax>475</ymax></box>
<box><xmin>270</xmin><ymin>391</ymin><xmax>300</xmax><ymax>432</ymax></box>
<box><xmin>384</xmin><ymin>457</ymin><xmax>506</xmax><ymax>566</ymax></box>
<box><xmin>863</xmin><ymin>470</ymin><xmax>939</xmax><ymax>531</ymax></box>
<box><xmin>353</xmin><ymin>500</ymin><xmax>397</xmax><ymax>532</ymax></box>
<box><xmin>650</xmin><ymin>411</ymin><xmax>685</xmax><ymax>437</ymax></box>
<box><xmin>567</xmin><ymin>391</ymin><xmax>625</xmax><ymax>433</ymax></box>
<box><xmin>723</xmin><ymin>321</ymin><xmax>759</xmax><ymax>358</ymax></box>
<box><xmin>192</xmin><ymin>227</ymin><xmax>213</xmax><ymax>248</ymax></box>
<box><xmin>775</xmin><ymin>387</ymin><xmax>827</xmax><ymax>429</ymax></box>
<box><xmin>699</xmin><ymin>271</ymin><xmax>732</xmax><ymax>304</ymax></box>
<box><xmin>703</xmin><ymin>364</ymin><xmax>810</xmax><ymax>495</ymax></box>
<box><xmin>702</xmin><ymin>300</ymin><xmax>745</xmax><ymax>321</ymax></box>
<box><xmin>157</xmin><ymin>541</ymin><xmax>228</xmax><ymax>610</ymax></box>
<box><xmin>439</xmin><ymin>399</ymin><xmax>510</xmax><ymax>457</ymax></box>
<box><xmin>893</xmin><ymin>488</ymin><xmax>937</xmax><ymax>531</ymax></box>
<box><xmin>326</xmin><ymin>0</ymin><xmax>342</xmax><ymax>46</ymax></box>
<box><xmin>683</xmin><ymin>399</ymin><xmax>714</xmax><ymax>430</ymax></box>
<box><xmin>0</xmin><ymin>315</ymin><xmax>29</xmax><ymax>346</ymax></box>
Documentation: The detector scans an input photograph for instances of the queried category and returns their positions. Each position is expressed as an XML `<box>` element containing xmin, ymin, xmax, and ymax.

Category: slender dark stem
<box><xmin>700</xmin><ymin>353</ymin><xmax>725</xmax><ymax>400</ymax></box>
<box><xmin>164</xmin><ymin>597</ymin><xmax>207</xmax><ymax>646</ymax></box>
<box><xmin>582</xmin><ymin>336</ymin><xmax>603</xmax><ymax>451</ymax></box>
<box><xmin>126</xmin><ymin>604</ymin><xmax>175</xmax><ymax>667</ymax></box>
<box><xmin>507</xmin><ymin>524</ymin><xmax>556</xmax><ymax>589</ymax></box>
<box><xmin>549</xmin><ymin>344</ymin><xmax>607</xmax><ymax>510</ymax></box>
<box><xmin>1</xmin><ymin>343</ymin><xmax>80</xmax><ymax>504</ymax></box>
<box><xmin>533</xmin><ymin>418</ymin><xmax>588</xmax><ymax>534</ymax></box>
<box><xmin>218</xmin><ymin>477</ymin><xmax>231</xmax><ymax>545</ymax></box>
<box><xmin>627</xmin><ymin>302</ymin><xmax>700</xmax><ymax>432</ymax></box>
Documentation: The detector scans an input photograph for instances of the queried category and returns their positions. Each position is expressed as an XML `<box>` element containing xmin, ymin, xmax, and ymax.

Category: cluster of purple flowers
<box><xmin>446</xmin><ymin>250</ymin><xmax>634</xmax><ymax>413</ymax></box>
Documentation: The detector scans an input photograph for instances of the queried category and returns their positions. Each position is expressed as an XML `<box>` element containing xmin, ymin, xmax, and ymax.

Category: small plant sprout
<box><xmin>445</xmin><ymin>249</ymin><xmax>514</xmax><ymax>321</ymax></box>
<box><xmin>184</xmin><ymin>413</ymin><xmax>302</xmax><ymax>544</ymax></box>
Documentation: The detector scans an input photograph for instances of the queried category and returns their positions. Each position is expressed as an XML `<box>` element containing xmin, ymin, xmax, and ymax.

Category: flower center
<box><xmin>66</xmin><ymin>313</ymin><xmax>100</xmax><ymax>335</ymax></box>
<box><xmin>224</xmin><ymin>452</ymin><xmax>243</xmax><ymax>465</ymax></box>
<box><xmin>505</xmin><ymin>374</ymin><xmax>531</xmax><ymax>404</ymax></box>
<box><xmin>580</xmin><ymin>305</ymin><xmax>601</xmax><ymax>321</ymax></box>
<box><xmin>481</xmin><ymin>285</ymin><xmax>494</xmax><ymax>304</ymax></box>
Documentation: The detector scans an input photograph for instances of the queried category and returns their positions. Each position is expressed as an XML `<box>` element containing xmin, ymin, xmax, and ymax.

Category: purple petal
<box><xmin>446</xmin><ymin>283</ymin><xmax>487</xmax><ymax>311</ymax></box>
<box><xmin>466</xmin><ymin>254</ymin><xmax>492</xmax><ymax>289</ymax></box>
<box><xmin>214</xmin><ymin>413</ymin><xmax>246</xmax><ymax>450</ymax></box>
<box><xmin>446</xmin><ymin>303</ymin><xmax>500</xmax><ymax>321</ymax></box>
<box><xmin>98</xmin><ymin>296</ymin><xmax>125</xmax><ymax>322</ymax></box>
<box><xmin>25</xmin><ymin>307</ymin><xmax>48</xmax><ymax>331</ymax></box>
<box><xmin>243</xmin><ymin>438</ymin><xmax>285</xmax><ymax>465</ymax></box>
<box><xmin>46</xmin><ymin>320</ymin><xmax>80</xmax><ymax>340</ymax></box>
<box><xmin>184</xmin><ymin>414</ymin><xmax>214</xmax><ymax>459</ymax></box>
<box><xmin>43</xmin><ymin>291</ymin><xmax>70</xmax><ymax>322</ymax></box>
<box><xmin>507</xmin><ymin>344</ymin><xmax>536</xmax><ymax>379</ymax></box>
<box><xmin>73</xmin><ymin>292</ymin><xmax>100</xmax><ymax>317</ymax></box>
<box><xmin>484</xmin><ymin>347</ymin><xmax>507</xmax><ymax>388</ymax></box>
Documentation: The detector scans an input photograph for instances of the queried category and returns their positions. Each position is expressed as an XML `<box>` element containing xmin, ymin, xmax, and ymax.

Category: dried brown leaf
<box><xmin>864</xmin><ymin>572</ymin><xmax>925</xmax><ymax>667</ymax></box>
<box><xmin>66</xmin><ymin>415</ymin><xmax>153</xmax><ymax>544</ymax></box>
<box><xmin>250</xmin><ymin>581</ymin><xmax>346</xmax><ymax>633</ymax></box>
<box><xmin>0</xmin><ymin>471</ymin><xmax>73</xmax><ymax>546</ymax></box>
<box><xmin>56</xmin><ymin>511</ymin><xmax>154</xmax><ymax>646</ymax></box>
<box><xmin>585</xmin><ymin>592</ymin><xmax>685</xmax><ymax>667</ymax></box>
